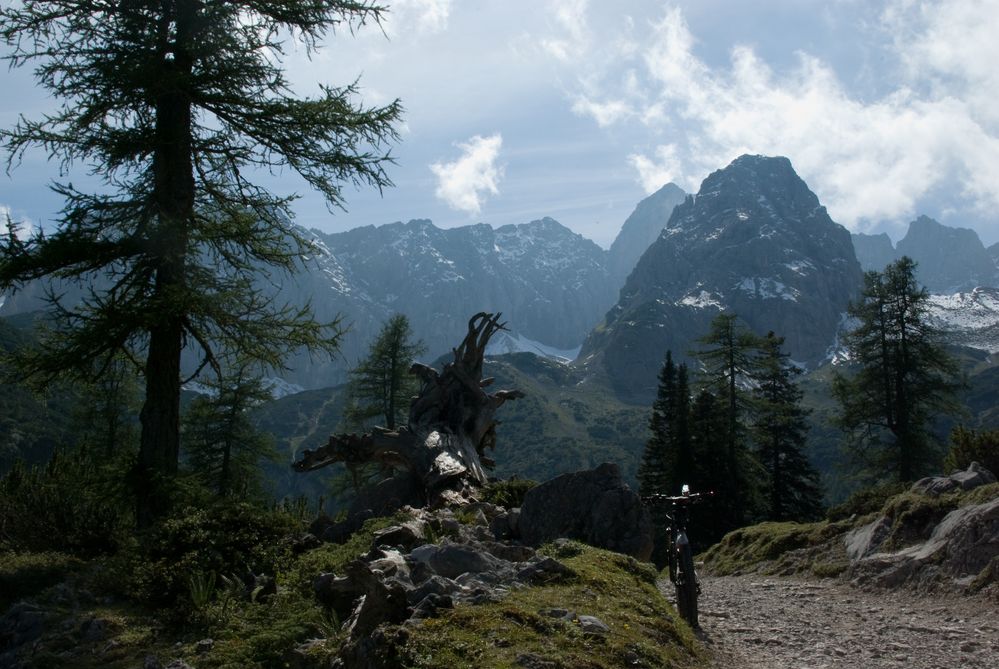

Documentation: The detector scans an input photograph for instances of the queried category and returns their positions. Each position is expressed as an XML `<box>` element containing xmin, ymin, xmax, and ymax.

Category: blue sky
<box><xmin>3</xmin><ymin>0</ymin><xmax>999</xmax><ymax>248</ymax></box>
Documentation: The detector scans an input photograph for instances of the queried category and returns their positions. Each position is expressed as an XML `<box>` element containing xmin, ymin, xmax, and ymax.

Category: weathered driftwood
<box><xmin>294</xmin><ymin>312</ymin><xmax>523</xmax><ymax>506</ymax></box>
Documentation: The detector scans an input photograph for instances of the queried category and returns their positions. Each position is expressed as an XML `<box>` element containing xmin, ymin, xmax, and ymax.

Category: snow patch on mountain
<box><xmin>735</xmin><ymin>277</ymin><xmax>799</xmax><ymax>301</ymax></box>
<box><xmin>926</xmin><ymin>288</ymin><xmax>999</xmax><ymax>353</ymax></box>
<box><xmin>486</xmin><ymin>330</ymin><xmax>580</xmax><ymax>363</ymax></box>
<box><xmin>678</xmin><ymin>290</ymin><xmax>723</xmax><ymax>309</ymax></box>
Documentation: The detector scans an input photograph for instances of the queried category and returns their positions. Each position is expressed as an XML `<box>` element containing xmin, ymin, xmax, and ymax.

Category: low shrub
<box><xmin>826</xmin><ymin>481</ymin><xmax>908</xmax><ymax>522</ymax></box>
<box><xmin>125</xmin><ymin>501</ymin><xmax>301</xmax><ymax>608</ymax></box>
<box><xmin>480</xmin><ymin>477</ymin><xmax>537</xmax><ymax>508</ymax></box>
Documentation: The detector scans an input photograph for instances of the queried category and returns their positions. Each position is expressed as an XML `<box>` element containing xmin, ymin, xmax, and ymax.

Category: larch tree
<box><xmin>691</xmin><ymin>312</ymin><xmax>764</xmax><ymax>525</ymax></box>
<box><xmin>833</xmin><ymin>257</ymin><xmax>962</xmax><ymax>482</ymax></box>
<box><xmin>183</xmin><ymin>362</ymin><xmax>276</xmax><ymax>499</ymax></box>
<box><xmin>752</xmin><ymin>331</ymin><xmax>822</xmax><ymax>521</ymax></box>
<box><xmin>344</xmin><ymin>313</ymin><xmax>426</xmax><ymax>431</ymax></box>
<box><xmin>0</xmin><ymin>1</ymin><xmax>401</xmax><ymax>525</ymax></box>
<box><xmin>637</xmin><ymin>351</ymin><xmax>677</xmax><ymax>499</ymax></box>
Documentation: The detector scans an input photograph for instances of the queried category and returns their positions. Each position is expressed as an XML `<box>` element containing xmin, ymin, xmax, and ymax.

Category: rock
<box><xmin>406</xmin><ymin>575</ymin><xmax>456</xmax><ymax>606</ymax></box>
<box><xmin>518</xmin><ymin>463</ymin><xmax>653</xmax><ymax>560</ymax></box>
<box><xmin>844</xmin><ymin>515</ymin><xmax>893</xmax><ymax>561</ymax></box>
<box><xmin>539</xmin><ymin>608</ymin><xmax>574</xmax><ymax>622</ymax></box>
<box><xmin>79</xmin><ymin>616</ymin><xmax>110</xmax><ymax>642</ymax></box>
<box><xmin>314</xmin><ymin>572</ymin><xmax>363</xmax><ymax>623</ymax></box>
<box><xmin>371</xmin><ymin>521</ymin><xmax>427</xmax><ymax>552</ymax></box>
<box><xmin>143</xmin><ymin>655</ymin><xmax>162</xmax><ymax>669</ymax></box>
<box><xmin>480</xmin><ymin>541</ymin><xmax>536</xmax><ymax>563</ymax></box>
<box><xmin>576</xmin><ymin>614</ymin><xmax>610</xmax><ymax>634</ymax></box>
<box><xmin>517</xmin><ymin>557</ymin><xmax>576</xmax><ymax>585</ymax></box>
<box><xmin>195</xmin><ymin>638</ymin><xmax>214</xmax><ymax>654</ymax></box>
<box><xmin>367</xmin><ymin>548</ymin><xmax>411</xmax><ymax>580</ymax></box>
<box><xmin>410</xmin><ymin>593</ymin><xmax>453</xmax><ymax>619</ymax></box>
<box><xmin>409</xmin><ymin>541</ymin><xmax>512</xmax><ymax>580</ymax></box>
<box><xmin>490</xmin><ymin>511</ymin><xmax>513</xmax><ymax>540</ymax></box>
<box><xmin>342</xmin><ymin>561</ymin><xmax>410</xmax><ymax>639</ymax></box>
<box><xmin>910</xmin><ymin>462</ymin><xmax>996</xmax><ymax>497</ymax></box>
<box><xmin>852</xmin><ymin>497</ymin><xmax>999</xmax><ymax>588</ymax></box>
<box><xmin>287</xmin><ymin>532</ymin><xmax>322</xmax><ymax>555</ymax></box>
<box><xmin>0</xmin><ymin>602</ymin><xmax>47</xmax><ymax>652</ymax></box>
<box><xmin>952</xmin><ymin>462</ymin><xmax>996</xmax><ymax>490</ymax></box>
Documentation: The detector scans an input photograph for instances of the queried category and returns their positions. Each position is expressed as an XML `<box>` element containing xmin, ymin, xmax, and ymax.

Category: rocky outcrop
<box><xmin>911</xmin><ymin>462</ymin><xmax>997</xmax><ymax>497</ymax></box>
<box><xmin>896</xmin><ymin>216</ymin><xmax>998</xmax><ymax>292</ymax></box>
<box><xmin>607</xmin><ymin>183</ymin><xmax>686</xmax><ymax>289</ymax></box>
<box><xmin>313</xmin><ymin>504</ymin><xmax>578</xmax><ymax>668</ymax></box>
<box><xmin>851</xmin><ymin>232</ymin><xmax>896</xmax><ymax>272</ymax></box>
<box><xmin>518</xmin><ymin>462</ymin><xmax>653</xmax><ymax>560</ymax></box>
<box><xmin>578</xmin><ymin>155</ymin><xmax>863</xmax><ymax>401</ymax></box>
<box><xmin>845</xmin><ymin>464</ymin><xmax>999</xmax><ymax>590</ymax></box>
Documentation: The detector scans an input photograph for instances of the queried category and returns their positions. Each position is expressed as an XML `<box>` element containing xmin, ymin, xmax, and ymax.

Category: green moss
<box><xmin>960</xmin><ymin>481</ymin><xmax>999</xmax><ymax>506</ymax></box>
<box><xmin>0</xmin><ymin>550</ymin><xmax>83</xmax><ymax>609</ymax></box>
<box><xmin>399</xmin><ymin>544</ymin><xmax>707</xmax><ymax>669</ymax></box>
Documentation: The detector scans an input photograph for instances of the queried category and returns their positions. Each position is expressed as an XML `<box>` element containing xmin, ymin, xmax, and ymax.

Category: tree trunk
<box><xmin>135</xmin><ymin>0</ymin><xmax>196</xmax><ymax>527</ymax></box>
<box><xmin>294</xmin><ymin>313</ymin><xmax>524</xmax><ymax>508</ymax></box>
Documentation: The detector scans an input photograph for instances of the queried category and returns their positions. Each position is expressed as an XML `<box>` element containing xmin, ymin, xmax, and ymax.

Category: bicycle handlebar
<box><xmin>642</xmin><ymin>491</ymin><xmax>714</xmax><ymax>505</ymax></box>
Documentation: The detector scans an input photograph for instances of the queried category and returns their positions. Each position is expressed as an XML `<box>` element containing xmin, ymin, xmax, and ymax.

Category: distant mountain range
<box><xmin>852</xmin><ymin>215</ymin><xmax>999</xmax><ymax>292</ymax></box>
<box><xmin>4</xmin><ymin>155</ymin><xmax>999</xmax><ymax>395</ymax></box>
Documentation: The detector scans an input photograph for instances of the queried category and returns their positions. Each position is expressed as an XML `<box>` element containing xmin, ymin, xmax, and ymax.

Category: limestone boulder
<box><xmin>518</xmin><ymin>463</ymin><xmax>653</xmax><ymax>560</ymax></box>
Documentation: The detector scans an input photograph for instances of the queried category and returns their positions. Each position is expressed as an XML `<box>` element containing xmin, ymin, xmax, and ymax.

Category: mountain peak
<box><xmin>897</xmin><ymin>216</ymin><xmax>995</xmax><ymax>292</ymax></box>
<box><xmin>607</xmin><ymin>182</ymin><xmax>687</xmax><ymax>287</ymax></box>
<box><xmin>579</xmin><ymin>154</ymin><xmax>861</xmax><ymax>401</ymax></box>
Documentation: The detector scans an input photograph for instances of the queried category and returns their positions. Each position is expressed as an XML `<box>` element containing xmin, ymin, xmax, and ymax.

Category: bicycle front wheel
<box><xmin>674</xmin><ymin>542</ymin><xmax>699</xmax><ymax>628</ymax></box>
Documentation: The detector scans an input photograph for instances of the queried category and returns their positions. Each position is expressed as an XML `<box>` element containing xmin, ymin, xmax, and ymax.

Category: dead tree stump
<box><xmin>294</xmin><ymin>312</ymin><xmax>523</xmax><ymax>507</ymax></box>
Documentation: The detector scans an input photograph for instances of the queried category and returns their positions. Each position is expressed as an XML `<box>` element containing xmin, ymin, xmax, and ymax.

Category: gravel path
<box><xmin>662</xmin><ymin>574</ymin><xmax>999</xmax><ymax>669</ymax></box>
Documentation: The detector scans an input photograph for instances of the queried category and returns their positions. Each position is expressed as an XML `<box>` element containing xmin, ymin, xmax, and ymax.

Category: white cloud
<box><xmin>0</xmin><ymin>204</ymin><xmax>33</xmax><ymax>241</ymax></box>
<box><xmin>384</xmin><ymin>0</ymin><xmax>453</xmax><ymax>36</ymax></box>
<box><xmin>555</xmin><ymin>1</ymin><xmax>999</xmax><ymax>233</ymax></box>
<box><xmin>430</xmin><ymin>134</ymin><xmax>504</xmax><ymax>215</ymax></box>
<box><xmin>629</xmin><ymin>144</ymin><xmax>682</xmax><ymax>193</ymax></box>
<box><xmin>541</xmin><ymin>0</ymin><xmax>590</xmax><ymax>62</ymax></box>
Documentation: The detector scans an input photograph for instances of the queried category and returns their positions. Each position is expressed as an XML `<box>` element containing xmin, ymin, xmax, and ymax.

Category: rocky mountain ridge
<box><xmin>577</xmin><ymin>154</ymin><xmax>863</xmax><ymax>401</ymax></box>
<box><xmin>852</xmin><ymin>216</ymin><xmax>999</xmax><ymax>292</ymax></box>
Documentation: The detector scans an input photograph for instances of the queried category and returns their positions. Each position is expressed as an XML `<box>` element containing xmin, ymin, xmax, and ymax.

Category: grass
<box><xmin>398</xmin><ymin>541</ymin><xmax>708</xmax><ymax>669</ymax></box>
<box><xmin>701</xmin><ymin>480</ymin><xmax>999</xmax><ymax>579</ymax></box>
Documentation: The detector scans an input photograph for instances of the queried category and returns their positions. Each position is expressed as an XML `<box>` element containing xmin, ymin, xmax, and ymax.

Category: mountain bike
<box><xmin>643</xmin><ymin>485</ymin><xmax>711</xmax><ymax>628</ymax></box>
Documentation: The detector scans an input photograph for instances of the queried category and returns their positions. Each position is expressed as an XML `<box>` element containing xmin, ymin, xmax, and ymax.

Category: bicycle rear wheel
<box><xmin>674</xmin><ymin>542</ymin><xmax>699</xmax><ymax>628</ymax></box>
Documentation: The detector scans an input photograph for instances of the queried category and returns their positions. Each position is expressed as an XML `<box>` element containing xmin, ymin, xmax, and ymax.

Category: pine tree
<box><xmin>691</xmin><ymin>312</ymin><xmax>765</xmax><ymax>525</ymax></box>
<box><xmin>833</xmin><ymin>257</ymin><xmax>962</xmax><ymax>482</ymax></box>
<box><xmin>183</xmin><ymin>363</ymin><xmax>276</xmax><ymax>499</ymax></box>
<box><xmin>344</xmin><ymin>314</ymin><xmax>426</xmax><ymax>431</ymax></box>
<box><xmin>0</xmin><ymin>2</ymin><xmax>401</xmax><ymax>525</ymax></box>
<box><xmin>752</xmin><ymin>332</ymin><xmax>823</xmax><ymax>521</ymax></box>
<box><xmin>638</xmin><ymin>352</ymin><xmax>677</xmax><ymax>498</ymax></box>
<box><xmin>686</xmin><ymin>388</ymin><xmax>731</xmax><ymax>546</ymax></box>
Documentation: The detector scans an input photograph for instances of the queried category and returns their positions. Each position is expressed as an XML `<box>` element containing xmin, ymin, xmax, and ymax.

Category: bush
<box><xmin>0</xmin><ymin>449</ymin><xmax>132</xmax><ymax>556</ymax></box>
<box><xmin>126</xmin><ymin>501</ymin><xmax>301</xmax><ymax>608</ymax></box>
<box><xmin>826</xmin><ymin>481</ymin><xmax>908</xmax><ymax>522</ymax></box>
<box><xmin>944</xmin><ymin>427</ymin><xmax>999</xmax><ymax>477</ymax></box>
<box><xmin>0</xmin><ymin>550</ymin><xmax>83</xmax><ymax>609</ymax></box>
<box><xmin>480</xmin><ymin>478</ymin><xmax>537</xmax><ymax>508</ymax></box>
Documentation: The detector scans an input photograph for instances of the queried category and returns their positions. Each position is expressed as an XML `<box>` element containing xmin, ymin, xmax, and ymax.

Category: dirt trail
<box><xmin>663</xmin><ymin>574</ymin><xmax>999</xmax><ymax>669</ymax></box>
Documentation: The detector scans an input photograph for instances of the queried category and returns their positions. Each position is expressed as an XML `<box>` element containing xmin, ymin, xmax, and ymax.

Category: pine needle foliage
<box><xmin>344</xmin><ymin>313</ymin><xmax>426</xmax><ymax>431</ymax></box>
<box><xmin>833</xmin><ymin>257</ymin><xmax>963</xmax><ymax>483</ymax></box>
<box><xmin>752</xmin><ymin>332</ymin><xmax>822</xmax><ymax>521</ymax></box>
<box><xmin>0</xmin><ymin>1</ymin><xmax>401</xmax><ymax>524</ymax></box>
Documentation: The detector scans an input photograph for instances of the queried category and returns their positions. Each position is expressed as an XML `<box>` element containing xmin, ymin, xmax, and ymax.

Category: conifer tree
<box><xmin>184</xmin><ymin>363</ymin><xmax>276</xmax><ymax>499</ymax></box>
<box><xmin>752</xmin><ymin>332</ymin><xmax>822</xmax><ymax>521</ymax></box>
<box><xmin>638</xmin><ymin>351</ymin><xmax>677</xmax><ymax>498</ymax></box>
<box><xmin>833</xmin><ymin>257</ymin><xmax>962</xmax><ymax>482</ymax></box>
<box><xmin>344</xmin><ymin>314</ymin><xmax>426</xmax><ymax>431</ymax></box>
<box><xmin>0</xmin><ymin>2</ymin><xmax>401</xmax><ymax>525</ymax></box>
<box><xmin>692</xmin><ymin>312</ymin><xmax>765</xmax><ymax>525</ymax></box>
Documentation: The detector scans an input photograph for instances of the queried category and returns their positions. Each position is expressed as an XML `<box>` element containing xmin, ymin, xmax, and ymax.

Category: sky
<box><xmin>2</xmin><ymin>0</ymin><xmax>999</xmax><ymax>248</ymax></box>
